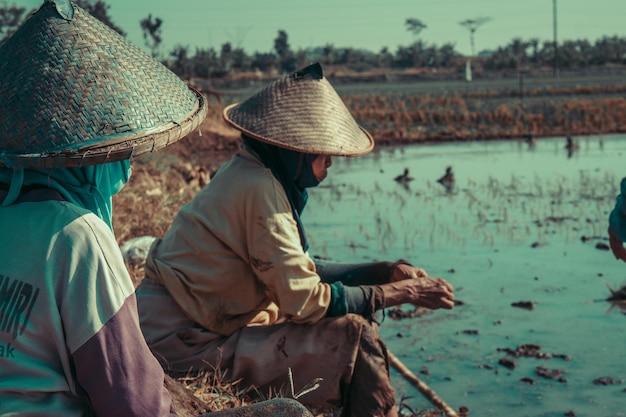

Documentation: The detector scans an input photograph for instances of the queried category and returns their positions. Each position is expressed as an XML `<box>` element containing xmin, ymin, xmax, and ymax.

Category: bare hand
<box><xmin>608</xmin><ymin>227</ymin><xmax>626</xmax><ymax>262</ymax></box>
<box><xmin>381</xmin><ymin>275</ymin><xmax>455</xmax><ymax>310</ymax></box>
<box><xmin>390</xmin><ymin>263</ymin><xmax>428</xmax><ymax>282</ymax></box>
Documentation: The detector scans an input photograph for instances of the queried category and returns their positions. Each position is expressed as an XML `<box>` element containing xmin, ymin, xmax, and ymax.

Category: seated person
<box><xmin>0</xmin><ymin>2</ymin><xmax>310</xmax><ymax>416</ymax></box>
<box><xmin>136</xmin><ymin>63</ymin><xmax>455</xmax><ymax>417</ymax></box>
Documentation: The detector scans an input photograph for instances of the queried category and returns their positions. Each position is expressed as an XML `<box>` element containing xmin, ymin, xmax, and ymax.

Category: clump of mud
<box><xmin>498</xmin><ymin>343</ymin><xmax>571</xmax><ymax>362</ymax></box>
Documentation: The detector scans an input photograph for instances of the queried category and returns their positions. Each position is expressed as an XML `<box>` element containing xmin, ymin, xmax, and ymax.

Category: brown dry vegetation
<box><xmin>346</xmin><ymin>84</ymin><xmax>626</xmax><ymax>144</ymax></box>
<box><xmin>112</xmin><ymin>82</ymin><xmax>625</xmax><ymax>416</ymax></box>
<box><xmin>113</xmin><ymin>104</ymin><xmax>238</xmax><ymax>248</ymax></box>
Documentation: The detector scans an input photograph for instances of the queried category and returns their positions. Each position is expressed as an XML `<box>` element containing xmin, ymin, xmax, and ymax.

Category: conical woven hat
<box><xmin>223</xmin><ymin>63</ymin><xmax>373</xmax><ymax>156</ymax></box>
<box><xmin>0</xmin><ymin>0</ymin><xmax>207</xmax><ymax>169</ymax></box>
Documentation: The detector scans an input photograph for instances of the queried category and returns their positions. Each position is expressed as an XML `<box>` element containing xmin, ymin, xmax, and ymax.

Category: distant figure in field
<box><xmin>437</xmin><ymin>166</ymin><xmax>455</xmax><ymax>192</ymax></box>
<box><xmin>566</xmin><ymin>135</ymin><xmax>579</xmax><ymax>158</ymax></box>
<box><xmin>608</xmin><ymin>177</ymin><xmax>626</xmax><ymax>264</ymax></box>
<box><xmin>394</xmin><ymin>167</ymin><xmax>414</xmax><ymax>185</ymax></box>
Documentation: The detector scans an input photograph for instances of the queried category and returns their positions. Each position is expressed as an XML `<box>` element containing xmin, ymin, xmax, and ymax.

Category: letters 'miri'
<box><xmin>0</xmin><ymin>275</ymin><xmax>40</xmax><ymax>340</ymax></box>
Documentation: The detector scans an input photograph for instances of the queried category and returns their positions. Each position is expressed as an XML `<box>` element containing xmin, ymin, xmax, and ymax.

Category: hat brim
<box><xmin>0</xmin><ymin>88</ymin><xmax>206</xmax><ymax>169</ymax></box>
<box><xmin>221</xmin><ymin>63</ymin><xmax>374</xmax><ymax>157</ymax></box>
<box><xmin>223</xmin><ymin>102</ymin><xmax>374</xmax><ymax>157</ymax></box>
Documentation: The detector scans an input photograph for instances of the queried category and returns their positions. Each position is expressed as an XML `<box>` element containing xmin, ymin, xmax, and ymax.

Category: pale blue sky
<box><xmin>13</xmin><ymin>0</ymin><xmax>626</xmax><ymax>56</ymax></box>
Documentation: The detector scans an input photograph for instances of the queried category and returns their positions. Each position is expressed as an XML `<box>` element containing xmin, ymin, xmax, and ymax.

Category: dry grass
<box><xmin>345</xmin><ymin>84</ymin><xmax>626</xmax><ymax>144</ymax></box>
<box><xmin>173</xmin><ymin>367</ymin><xmax>345</xmax><ymax>417</ymax></box>
<box><xmin>171</xmin><ymin>367</ymin><xmax>443</xmax><ymax>417</ymax></box>
<box><xmin>176</xmin><ymin>370</ymin><xmax>254</xmax><ymax>411</ymax></box>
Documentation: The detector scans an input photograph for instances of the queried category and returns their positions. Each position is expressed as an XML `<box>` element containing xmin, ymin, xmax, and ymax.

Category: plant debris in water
<box><xmin>511</xmin><ymin>301</ymin><xmax>535</xmax><ymax>310</ymax></box>
<box><xmin>387</xmin><ymin>306</ymin><xmax>432</xmax><ymax>320</ymax></box>
<box><xmin>492</xmin><ymin>345</ymin><xmax>572</xmax><ymax>387</ymax></box>
<box><xmin>535</xmin><ymin>366</ymin><xmax>567</xmax><ymax>383</ymax></box>
<box><xmin>592</xmin><ymin>376</ymin><xmax>624</xmax><ymax>386</ymax></box>
<box><xmin>497</xmin><ymin>343</ymin><xmax>571</xmax><ymax>360</ymax></box>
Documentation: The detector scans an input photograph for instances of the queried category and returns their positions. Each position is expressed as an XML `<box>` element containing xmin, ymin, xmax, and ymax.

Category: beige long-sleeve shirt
<box><xmin>145</xmin><ymin>146</ymin><xmax>332</xmax><ymax>336</ymax></box>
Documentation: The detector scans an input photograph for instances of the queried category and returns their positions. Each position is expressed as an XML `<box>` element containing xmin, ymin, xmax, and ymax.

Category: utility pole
<box><xmin>553</xmin><ymin>0</ymin><xmax>559</xmax><ymax>77</ymax></box>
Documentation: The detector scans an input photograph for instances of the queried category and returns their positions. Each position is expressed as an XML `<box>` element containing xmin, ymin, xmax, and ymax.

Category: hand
<box><xmin>390</xmin><ymin>263</ymin><xmax>428</xmax><ymax>283</ymax></box>
<box><xmin>381</xmin><ymin>275</ymin><xmax>455</xmax><ymax>310</ymax></box>
<box><xmin>608</xmin><ymin>226</ymin><xmax>626</xmax><ymax>262</ymax></box>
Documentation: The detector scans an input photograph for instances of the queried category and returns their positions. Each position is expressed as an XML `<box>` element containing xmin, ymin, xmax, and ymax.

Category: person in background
<box><xmin>608</xmin><ymin>178</ymin><xmax>626</xmax><ymax>261</ymax></box>
<box><xmin>136</xmin><ymin>62</ymin><xmax>455</xmax><ymax>417</ymax></box>
<box><xmin>0</xmin><ymin>2</ymin><xmax>311</xmax><ymax>417</ymax></box>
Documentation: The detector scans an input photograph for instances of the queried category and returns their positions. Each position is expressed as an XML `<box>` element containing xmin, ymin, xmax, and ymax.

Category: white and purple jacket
<box><xmin>0</xmin><ymin>189</ymin><xmax>176</xmax><ymax>416</ymax></box>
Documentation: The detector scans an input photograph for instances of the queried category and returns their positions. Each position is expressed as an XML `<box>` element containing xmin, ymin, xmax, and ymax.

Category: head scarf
<box><xmin>0</xmin><ymin>160</ymin><xmax>132</xmax><ymax>230</ymax></box>
<box><xmin>242</xmin><ymin>135</ymin><xmax>320</xmax><ymax>251</ymax></box>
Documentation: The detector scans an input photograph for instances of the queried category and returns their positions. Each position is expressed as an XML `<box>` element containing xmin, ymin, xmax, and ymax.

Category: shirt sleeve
<box><xmin>52</xmin><ymin>208</ymin><xmax>175</xmax><ymax>416</ymax></box>
<box><xmin>245</xmin><ymin>173</ymin><xmax>331</xmax><ymax>324</ymax></box>
<box><xmin>314</xmin><ymin>259</ymin><xmax>398</xmax><ymax>285</ymax></box>
<box><xmin>72</xmin><ymin>295</ymin><xmax>176</xmax><ymax>417</ymax></box>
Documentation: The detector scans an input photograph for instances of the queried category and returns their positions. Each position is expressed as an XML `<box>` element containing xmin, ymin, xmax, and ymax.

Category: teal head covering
<box><xmin>0</xmin><ymin>161</ymin><xmax>131</xmax><ymax>229</ymax></box>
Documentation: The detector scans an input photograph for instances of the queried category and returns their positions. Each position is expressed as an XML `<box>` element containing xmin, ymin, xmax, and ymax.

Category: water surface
<box><xmin>304</xmin><ymin>134</ymin><xmax>626</xmax><ymax>417</ymax></box>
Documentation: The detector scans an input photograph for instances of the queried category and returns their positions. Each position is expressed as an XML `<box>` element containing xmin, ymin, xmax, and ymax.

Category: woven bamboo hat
<box><xmin>223</xmin><ymin>63</ymin><xmax>374</xmax><ymax>156</ymax></box>
<box><xmin>0</xmin><ymin>0</ymin><xmax>207</xmax><ymax>169</ymax></box>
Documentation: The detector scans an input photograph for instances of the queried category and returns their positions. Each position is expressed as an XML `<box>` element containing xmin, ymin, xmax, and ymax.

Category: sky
<box><xmin>13</xmin><ymin>0</ymin><xmax>626</xmax><ymax>57</ymax></box>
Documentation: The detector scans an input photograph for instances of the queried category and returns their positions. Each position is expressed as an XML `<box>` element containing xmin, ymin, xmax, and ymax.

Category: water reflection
<box><xmin>523</xmin><ymin>133</ymin><xmax>537</xmax><ymax>149</ymax></box>
<box><xmin>565</xmin><ymin>135</ymin><xmax>580</xmax><ymax>159</ymax></box>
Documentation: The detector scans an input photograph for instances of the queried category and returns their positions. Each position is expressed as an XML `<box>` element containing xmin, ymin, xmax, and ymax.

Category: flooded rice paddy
<box><xmin>304</xmin><ymin>134</ymin><xmax>626</xmax><ymax>417</ymax></box>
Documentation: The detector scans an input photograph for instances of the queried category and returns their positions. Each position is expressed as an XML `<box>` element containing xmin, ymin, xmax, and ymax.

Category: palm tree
<box><xmin>458</xmin><ymin>16</ymin><xmax>491</xmax><ymax>81</ymax></box>
<box><xmin>459</xmin><ymin>16</ymin><xmax>491</xmax><ymax>57</ymax></box>
<box><xmin>140</xmin><ymin>14</ymin><xmax>163</xmax><ymax>59</ymax></box>
<box><xmin>405</xmin><ymin>18</ymin><xmax>427</xmax><ymax>37</ymax></box>
<box><xmin>405</xmin><ymin>18</ymin><xmax>427</xmax><ymax>68</ymax></box>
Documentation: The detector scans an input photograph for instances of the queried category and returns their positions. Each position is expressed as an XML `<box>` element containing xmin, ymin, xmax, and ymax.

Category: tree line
<box><xmin>1</xmin><ymin>1</ymin><xmax>625</xmax><ymax>79</ymax></box>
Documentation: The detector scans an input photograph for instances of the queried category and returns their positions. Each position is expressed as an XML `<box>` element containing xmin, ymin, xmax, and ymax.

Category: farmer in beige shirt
<box><xmin>137</xmin><ymin>63</ymin><xmax>455</xmax><ymax>417</ymax></box>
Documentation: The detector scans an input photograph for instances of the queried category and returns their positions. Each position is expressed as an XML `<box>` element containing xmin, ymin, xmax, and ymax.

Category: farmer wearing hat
<box><xmin>137</xmin><ymin>63</ymin><xmax>455</xmax><ymax>417</ymax></box>
<box><xmin>0</xmin><ymin>2</ymin><xmax>312</xmax><ymax>417</ymax></box>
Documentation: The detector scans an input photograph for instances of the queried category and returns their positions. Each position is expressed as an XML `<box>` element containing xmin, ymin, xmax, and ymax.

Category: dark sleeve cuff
<box><xmin>327</xmin><ymin>282</ymin><xmax>385</xmax><ymax>318</ymax></box>
<box><xmin>326</xmin><ymin>281</ymin><xmax>349</xmax><ymax>317</ymax></box>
